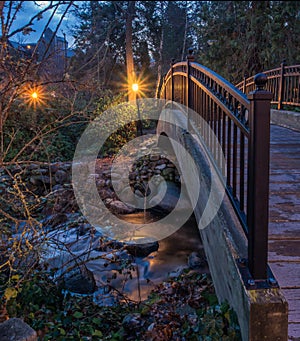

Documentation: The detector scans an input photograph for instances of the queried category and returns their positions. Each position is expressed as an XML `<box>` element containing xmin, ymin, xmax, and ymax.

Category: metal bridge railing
<box><xmin>236</xmin><ymin>62</ymin><xmax>300</xmax><ymax>109</ymax></box>
<box><xmin>160</xmin><ymin>49</ymin><xmax>274</xmax><ymax>284</ymax></box>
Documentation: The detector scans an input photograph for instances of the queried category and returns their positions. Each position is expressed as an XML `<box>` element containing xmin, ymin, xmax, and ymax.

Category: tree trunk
<box><xmin>181</xmin><ymin>1</ymin><xmax>188</xmax><ymax>62</ymax></box>
<box><xmin>126</xmin><ymin>1</ymin><xmax>135</xmax><ymax>101</ymax></box>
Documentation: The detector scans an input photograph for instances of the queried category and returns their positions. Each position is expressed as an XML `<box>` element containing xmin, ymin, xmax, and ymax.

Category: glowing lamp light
<box><xmin>22</xmin><ymin>85</ymin><xmax>46</xmax><ymax>108</ymax></box>
<box><xmin>31</xmin><ymin>91</ymin><xmax>38</xmax><ymax>99</ymax></box>
<box><xmin>132</xmin><ymin>83</ymin><xmax>139</xmax><ymax>92</ymax></box>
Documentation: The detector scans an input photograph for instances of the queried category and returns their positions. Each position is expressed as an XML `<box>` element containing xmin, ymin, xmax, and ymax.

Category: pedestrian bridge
<box><xmin>156</xmin><ymin>53</ymin><xmax>300</xmax><ymax>341</ymax></box>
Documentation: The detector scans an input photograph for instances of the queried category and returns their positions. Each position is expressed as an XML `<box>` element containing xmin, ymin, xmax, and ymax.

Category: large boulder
<box><xmin>150</xmin><ymin>181</ymin><xmax>190</xmax><ymax>212</ymax></box>
<box><xmin>108</xmin><ymin>200</ymin><xmax>136</xmax><ymax>215</ymax></box>
<box><xmin>188</xmin><ymin>251</ymin><xmax>207</xmax><ymax>269</ymax></box>
<box><xmin>125</xmin><ymin>241</ymin><xmax>159</xmax><ymax>257</ymax></box>
<box><xmin>29</xmin><ymin>175</ymin><xmax>51</xmax><ymax>186</ymax></box>
<box><xmin>54</xmin><ymin>169</ymin><xmax>68</xmax><ymax>184</ymax></box>
<box><xmin>0</xmin><ymin>318</ymin><xmax>37</xmax><ymax>341</ymax></box>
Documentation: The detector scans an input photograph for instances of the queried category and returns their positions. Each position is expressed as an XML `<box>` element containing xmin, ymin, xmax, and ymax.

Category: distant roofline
<box><xmin>4</xmin><ymin>31</ymin><xmax>74</xmax><ymax>58</ymax></box>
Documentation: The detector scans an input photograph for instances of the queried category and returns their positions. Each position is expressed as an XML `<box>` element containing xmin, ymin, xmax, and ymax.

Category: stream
<box><xmin>92</xmin><ymin>211</ymin><xmax>207</xmax><ymax>304</ymax></box>
<box><xmin>39</xmin><ymin>208</ymin><xmax>206</xmax><ymax>306</ymax></box>
<box><xmin>4</xmin><ymin>157</ymin><xmax>208</xmax><ymax>306</ymax></box>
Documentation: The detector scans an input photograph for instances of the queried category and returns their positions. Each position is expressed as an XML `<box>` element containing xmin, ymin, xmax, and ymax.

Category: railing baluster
<box><xmin>233</xmin><ymin>124</ymin><xmax>237</xmax><ymax>198</ymax></box>
<box><xmin>237</xmin><ymin>62</ymin><xmax>300</xmax><ymax>109</ymax></box>
<box><xmin>222</xmin><ymin>111</ymin><xmax>226</xmax><ymax>177</ymax></box>
<box><xmin>182</xmin><ymin>74</ymin><xmax>185</xmax><ymax>105</ymax></box>
<box><xmin>206</xmin><ymin>97</ymin><xmax>209</xmax><ymax>144</ymax></box>
<box><xmin>186</xmin><ymin>48</ymin><xmax>194</xmax><ymax>131</ymax></box>
<box><xmin>217</xmin><ymin>106</ymin><xmax>222</xmax><ymax>169</ymax></box>
<box><xmin>297</xmin><ymin>74</ymin><xmax>300</xmax><ymax>103</ymax></box>
<box><xmin>242</xmin><ymin>73</ymin><xmax>247</xmax><ymax>93</ymax></box>
<box><xmin>240</xmin><ymin>131</ymin><xmax>245</xmax><ymax>212</ymax></box>
<box><xmin>227</xmin><ymin>119</ymin><xmax>232</xmax><ymax>188</ymax></box>
<box><xmin>213</xmin><ymin>101</ymin><xmax>217</xmax><ymax>160</ymax></box>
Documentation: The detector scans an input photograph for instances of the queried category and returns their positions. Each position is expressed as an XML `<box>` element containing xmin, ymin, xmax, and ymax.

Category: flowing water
<box><xmin>92</xmin><ymin>211</ymin><xmax>207</xmax><ymax>303</ymax></box>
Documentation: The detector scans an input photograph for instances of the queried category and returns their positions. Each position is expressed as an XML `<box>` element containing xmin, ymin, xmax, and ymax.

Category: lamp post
<box><xmin>132</xmin><ymin>82</ymin><xmax>143</xmax><ymax>136</ymax></box>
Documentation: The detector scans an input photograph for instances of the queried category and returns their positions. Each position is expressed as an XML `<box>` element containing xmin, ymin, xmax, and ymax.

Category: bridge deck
<box><xmin>268</xmin><ymin>124</ymin><xmax>300</xmax><ymax>341</ymax></box>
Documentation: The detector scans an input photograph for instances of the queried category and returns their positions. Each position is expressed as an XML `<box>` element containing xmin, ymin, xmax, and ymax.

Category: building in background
<box><xmin>8</xmin><ymin>28</ymin><xmax>74</xmax><ymax>79</ymax></box>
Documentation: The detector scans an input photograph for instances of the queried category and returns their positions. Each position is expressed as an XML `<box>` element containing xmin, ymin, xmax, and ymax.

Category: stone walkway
<box><xmin>268</xmin><ymin>124</ymin><xmax>300</xmax><ymax>341</ymax></box>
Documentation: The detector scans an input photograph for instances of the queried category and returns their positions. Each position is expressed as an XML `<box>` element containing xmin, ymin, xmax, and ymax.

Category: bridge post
<box><xmin>186</xmin><ymin>48</ymin><xmax>194</xmax><ymax>130</ymax></box>
<box><xmin>242</xmin><ymin>72</ymin><xmax>248</xmax><ymax>93</ymax></box>
<box><xmin>278</xmin><ymin>60</ymin><xmax>286</xmax><ymax>110</ymax></box>
<box><xmin>162</xmin><ymin>76</ymin><xmax>166</xmax><ymax>100</ymax></box>
<box><xmin>247</xmin><ymin>73</ymin><xmax>273</xmax><ymax>280</ymax></box>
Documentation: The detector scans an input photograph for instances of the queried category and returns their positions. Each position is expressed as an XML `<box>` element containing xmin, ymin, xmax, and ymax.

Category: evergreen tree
<box><xmin>70</xmin><ymin>1</ymin><xmax>126</xmax><ymax>89</ymax></box>
<box><xmin>71</xmin><ymin>1</ymin><xmax>300</xmax><ymax>89</ymax></box>
<box><xmin>193</xmin><ymin>1</ymin><xmax>300</xmax><ymax>83</ymax></box>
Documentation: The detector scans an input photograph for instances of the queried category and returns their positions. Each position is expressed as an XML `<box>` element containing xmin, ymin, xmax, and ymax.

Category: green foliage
<box><xmin>280</xmin><ymin>105</ymin><xmax>300</xmax><ymax>113</ymax></box>
<box><xmin>0</xmin><ymin>269</ymin><xmax>241</xmax><ymax>340</ymax></box>
<box><xmin>194</xmin><ymin>1</ymin><xmax>300</xmax><ymax>83</ymax></box>
<box><xmin>2</xmin><ymin>89</ymin><xmax>133</xmax><ymax>162</ymax></box>
<box><xmin>0</xmin><ymin>268</ymin><xmax>129</xmax><ymax>340</ymax></box>
<box><xmin>71</xmin><ymin>1</ymin><xmax>131</xmax><ymax>88</ymax></box>
<box><xmin>94</xmin><ymin>93</ymin><xmax>140</xmax><ymax>157</ymax></box>
<box><xmin>2</xmin><ymin>94</ymin><xmax>89</xmax><ymax>162</ymax></box>
<box><xmin>196</xmin><ymin>301</ymin><xmax>241</xmax><ymax>340</ymax></box>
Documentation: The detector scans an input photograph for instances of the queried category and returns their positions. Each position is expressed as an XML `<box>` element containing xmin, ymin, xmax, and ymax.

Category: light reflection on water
<box><xmin>93</xmin><ymin>211</ymin><xmax>207</xmax><ymax>303</ymax></box>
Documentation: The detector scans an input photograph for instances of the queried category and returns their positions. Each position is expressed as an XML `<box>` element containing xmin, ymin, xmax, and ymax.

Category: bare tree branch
<box><xmin>7</xmin><ymin>1</ymin><xmax>70</xmax><ymax>39</ymax></box>
<box><xmin>6</xmin><ymin>1</ymin><xmax>23</xmax><ymax>34</ymax></box>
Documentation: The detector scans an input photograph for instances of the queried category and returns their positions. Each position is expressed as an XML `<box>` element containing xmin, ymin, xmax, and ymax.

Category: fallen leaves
<box><xmin>120</xmin><ymin>271</ymin><xmax>241</xmax><ymax>340</ymax></box>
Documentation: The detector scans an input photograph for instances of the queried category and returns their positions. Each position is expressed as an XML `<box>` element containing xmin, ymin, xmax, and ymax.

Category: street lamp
<box><xmin>132</xmin><ymin>83</ymin><xmax>139</xmax><ymax>92</ymax></box>
<box><xmin>22</xmin><ymin>84</ymin><xmax>47</xmax><ymax>111</ymax></box>
<box><xmin>132</xmin><ymin>82</ymin><xmax>143</xmax><ymax>136</ymax></box>
<box><xmin>23</xmin><ymin>88</ymin><xmax>42</xmax><ymax>127</ymax></box>
<box><xmin>28</xmin><ymin>89</ymin><xmax>41</xmax><ymax>110</ymax></box>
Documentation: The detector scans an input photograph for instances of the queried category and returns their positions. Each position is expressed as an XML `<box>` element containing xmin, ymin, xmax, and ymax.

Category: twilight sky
<box><xmin>8</xmin><ymin>1</ymin><xmax>79</xmax><ymax>47</ymax></box>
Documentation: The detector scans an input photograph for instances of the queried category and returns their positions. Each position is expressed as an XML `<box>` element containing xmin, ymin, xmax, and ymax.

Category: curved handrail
<box><xmin>160</xmin><ymin>60</ymin><xmax>250</xmax><ymax>224</ymax></box>
<box><xmin>161</xmin><ymin>61</ymin><xmax>250</xmax><ymax>135</ymax></box>
<box><xmin>165</xmin><ymin>62</ymin><xmax>249</xmax><ymax>106</ymax></box>
<box><xmin>159</xmin><ymin>58</ymin><xmax>273</xmax><ymax>281</ymax></box>
<box><xmin>236</xmin><ymin>63</ymin><xmax>300</xmax><ymax>109</ymax></box>
<box><xmin>191</xmin><ymin>62</ymin><xmax>249</xmax><ymax>108</ymax></box>
<box><xmin>190</xmin><ymin>62</ymin><xmax>250</xmax><ymax>135</ymax></box>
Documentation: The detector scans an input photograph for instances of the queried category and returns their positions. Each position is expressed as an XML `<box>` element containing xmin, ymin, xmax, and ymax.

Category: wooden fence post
<box><xmin>247</xmin><ymin>73</ymin><xmax>273</xmax><ymax>280</ymax></box>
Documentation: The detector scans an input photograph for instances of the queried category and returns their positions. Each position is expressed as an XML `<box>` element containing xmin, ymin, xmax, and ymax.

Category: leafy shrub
<box><xmin>1</xmin><ymin>269</ymin><xmax>241</xmax><ymax>340</ymax></box>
